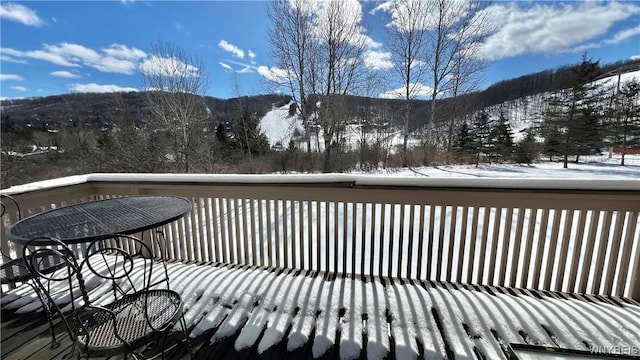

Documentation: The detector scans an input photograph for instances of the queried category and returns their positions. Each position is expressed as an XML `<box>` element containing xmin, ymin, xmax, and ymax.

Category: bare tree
<box><xmin>103</xmin><ymin>94</ymin><xmax>167</xmax><ymax>173</ymax></box>
<box><xmin>422</xmin><ymin>0</ymin><xmax>492</xmax><ymax>164</ymax></box>
<box><xmin>266</xmin><ymin>0</ymin><xmax>372</xmax><ymax>172</ymax></box>
<box><xmin>380</xmin><ymin>0</ymin><xmax>432</xmax><ymax>166</ymax></box>
<box><xmin>445</xmin><ymin>5</ymin><xmax>491</xmax><ymax>157</ymax></box>
<box><xmin>311</xmin><ymin>0</ymin><xmax>371</xmax><ymax>171</ymax></box>
<box><xmin>60</xmin><ymin>94</ymin><xmax>97</xmax><ymax>173</ymax></box>
<box><xmin>141</xmin><ymin>41</ymin><xmax>210</xmax><ymax>173</ymax></box>
<box><xmin>266</xmin><ymin>0</ymin><xmax>316</xmax><ymax>152</ymax></box>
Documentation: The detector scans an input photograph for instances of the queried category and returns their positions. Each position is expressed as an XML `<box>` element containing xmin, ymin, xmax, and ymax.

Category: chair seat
<box><xmin>78</xmin><ymin>289</ymin><xmax>183</xmax><ymax>356</ymax></box>
<box><xmin>2</xmin><ymin>253</ymin><xmax>68</xmax><ymax>284</ymax></box>
<box><xmin>0</xmin><ymin>258</ymin><xmax>32</xmax><ymax>284</ymax></box>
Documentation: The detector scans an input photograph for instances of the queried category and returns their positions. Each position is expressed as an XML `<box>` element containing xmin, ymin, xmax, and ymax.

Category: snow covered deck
<box><xmin>2</xmin><ymin>173</ymin><xmax>639</xmax><ymax>299</ymax></box>
<box><xmin>1</xmin><ymin>173</ymin><xmax>639</xmax><ymax>359</ymax></box>
<box><xmin>2</xmin><ymin>259</ymin><xmax>640</xmax><ymax>360</ymax></box>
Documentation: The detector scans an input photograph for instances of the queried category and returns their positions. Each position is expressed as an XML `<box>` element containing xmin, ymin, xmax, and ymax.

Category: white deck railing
<box><xmin>1</xmin><ymin>173</ymin><xmax>639</xmax><ymax>300</ymax></box>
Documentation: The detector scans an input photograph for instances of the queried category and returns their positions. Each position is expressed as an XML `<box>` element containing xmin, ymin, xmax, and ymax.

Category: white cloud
<box><xmin>248</xmin><ymin>50</ymin><xmax>256</xmax><ymax>59</ymax></box>
<box><xmin>139</xmin><ymin>55</ymin><xmax>200</xmax><ymax>77</ymax></box>
<box><xmin>1</xmin><ymin>43</ymin><xmax>147</xmax><ymax>74</ymax></box>
<box><xmin>0</xmin><ymin>55</ymin><xmax>27</xmax><ymax>64</ymax></box>
<box><xmin>631</xmin><ymin>55</ymin><xmax>640</xmax><ymax>61</ymax></box>
<box><xmin>50</xmin><ymin>70</ymin><xmax>81</xmax><ymax>78</ymax></box>
<box><xmin>91</xmin><ymin>56</ymin><xmax>139</xmax><ymax>74</ymax></box>
<box><xmin>605</xmin><ymin>25</ymin><xmax>640</xmax><ymax>45</ymax></box>
<box><xmin>1</xmin><ymin>47</ymin><xmax>79</xmax><ymax>67</ymax></box>
<box><xmin>219</xmin><ymin>62</ymin><xmax>233</xmax><ymax>71</ymax></box>
<box><xmin>257</xmin><ymin>66</ymin><xmax>289</xmax><ymax>83</ymax></box>
<box><xmin>10</xmin><ymin>86</ymin><xmax>27</xmax><ymax>92</ymax></box>
<box><xmin>379</xmin><ymin>82</ymin><xmax>433</xmax><ymax>99</ymax></box>
<box><xmin>0</xmin><ymin>74</ymin><xmax>23</xmax><ymax>81</ymax></box>
<box><xmin>373</xmin><ymin>0</ymin><xmax>435</xmax><ymax>33</ymax></box>
<box><xmin>218</xmin><ymin>40</ymin><xmax>245</xmax><ymax>59</ymax></box>
<box><xmin>479</xmin><ymin>1</ymin><xmax>640</xmax><ymax>61</ymax></box>
<box><xmin>364</xmin><ymin>50</ymin><xmax>393</xmax><ymax>70</ymax></box>
<box><xmin>102</xmin><ymin>44</ymin><xmax>147</xmax><ymax>61</ymax></box>
<box><xmin>237</xmin><ymin>66</ymin><xmax>254</xmax><ymax>74</ymax></box>
<box><xmin>67</xmin><ymin>83</ymin><xmax>138</xmax><ymax>93</ymax></box>
<box><xmin>0</xmin><ymin>3</ymin><xmax>45</xmax><ymax>27</ymax></box>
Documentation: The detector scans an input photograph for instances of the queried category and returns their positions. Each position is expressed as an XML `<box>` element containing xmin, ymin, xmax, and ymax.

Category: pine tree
<box><xmin>539</xmin><ymin>95</ymin><xmax>563</xmax><ymax>161</ymax></box>
<box><xmin>542</xmin><ymin>54</ymin><xmax>606</xmax><ymax>168</ymax></box>
<box><xmin>610</xmin><ymin>79</ymin><xmax>640</xmax><ymax>166</ymax></box>
<box><xmin>491</xmin><ymin>111</ymin><xmax>514</xmax><ymax>162</ymax></box>
<box><xmin>453</xmin><ymin>122</ymin><xmax>476</xmax><ymax>162</ymax></box>
<box><xmin>236</xmin><ymin>108</ymin><xmax>270</xmax><ymax>158</ymax></box>
<box><xmin>472</xmin><ymin>111</ymin><xmax>492</xmax><ymax>167</ymax></box>
<box><xmin>514</xmin><ymin>131</ymin><xmax>538</xmax><ymax>164</ymax></box>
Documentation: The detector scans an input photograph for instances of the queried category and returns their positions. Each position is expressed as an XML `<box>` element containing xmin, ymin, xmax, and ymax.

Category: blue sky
<box><xmin>1</xmin><ymin>1</ymin><xmax>639</xmax><ymax>100</ymax></box>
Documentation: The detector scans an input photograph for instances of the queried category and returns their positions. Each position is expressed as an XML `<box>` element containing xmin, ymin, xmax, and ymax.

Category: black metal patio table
<box><xmin>5</xmin><ymin>195</ymin><xmax>192</xmax><ymax>246</ymax></box>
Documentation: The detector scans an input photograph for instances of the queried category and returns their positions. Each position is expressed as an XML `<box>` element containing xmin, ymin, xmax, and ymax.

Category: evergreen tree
<box><xmin>453</xmin><ymin>122</ymin><xmax>476</xmax><ymax>162</ymax></box>
<box><xmin>542</xmin><ymin>54</ymin><xmax>606</xmax><ymax>168</ymax></box>
<box><xmin>514</xmin><ymin>130</ymin><xmax>538</xmax><ymax>164</ymax></box>
<box><xmin>539</xmin><ymin>98</ymin><xmax>563</xmax><ymax>161</ymax></box>
<box><xmin>235</xmin><ymin>108</ymin><xmax>270</xmax><ymax>158</ymax></box>
<box><xmin>491</xmin><ymin>111</ymin><xmax>514</xmax><ymax>162</ymax></box>
<box><xmin>609</xmin><ymin>79</ymin><xmax>640</xmax><ymax>166</ymax></box>
<box><xmin>472</xmin><ymin>111</ymin><xmax>493</xmax><ymax>167</ymax></box>
<box><xmin>573</xmin><ymin>102</ymin><xmax>603</xmax><ymax>162</ymax></box>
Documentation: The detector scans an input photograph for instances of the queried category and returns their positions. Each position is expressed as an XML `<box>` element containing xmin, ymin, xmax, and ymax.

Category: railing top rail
<box><xmin>1</xmin><ymin>173</ymin><xmax>639</xmax><ymax>195</ymax></box>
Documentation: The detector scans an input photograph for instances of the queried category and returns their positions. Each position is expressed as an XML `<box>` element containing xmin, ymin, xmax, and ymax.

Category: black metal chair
<box><xmin>0</xmin><ymin>194</ymin><xmax>31</xmax><ymax>284</ymax></box>
<box><xmin>1</xmin><ymin>194</ymin><xmax>62</xmax><ymax>348</ymax></box>
<box><xmin>24</xmin><ymin>234</ymin><xmax>192</xmax><ymax>359</ymax></box>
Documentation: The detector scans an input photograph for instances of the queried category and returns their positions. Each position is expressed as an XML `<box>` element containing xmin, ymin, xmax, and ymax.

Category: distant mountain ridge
<box><xmin>2</xmin><ymin>58</ymin><xmax>638</xmax><ymax>133</ymax></box>
<box><xmin>0</xmin><ymin>92</ymin><xmax>292</xmax><ymax>132</ymax></box>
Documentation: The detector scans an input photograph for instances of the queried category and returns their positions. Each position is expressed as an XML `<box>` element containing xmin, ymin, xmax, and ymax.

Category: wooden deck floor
<box><xmin>2</xmin><ymin>261</ymin><xmax>640</xmax><ymax>360</ymax></box>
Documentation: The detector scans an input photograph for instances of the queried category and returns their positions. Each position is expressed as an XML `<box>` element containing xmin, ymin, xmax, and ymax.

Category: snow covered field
<box><xmin>353</xmin><ymin>155</ymin><xmax>640</xmax><ymax>180</ymax></box>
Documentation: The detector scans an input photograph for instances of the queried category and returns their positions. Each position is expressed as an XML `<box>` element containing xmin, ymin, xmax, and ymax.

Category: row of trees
<box><xmin>452</xmin><ymin>110</ymin><xmax>539</xmax><ymax>166</ymax></box>
<box><xmin>539</xmin><ymin>56</ymin><xmax>640</xmax><ymax>168</ymax></box>
<box><xmin>266</xmin><ymin>0</ymin><xmax>492</xmax><ymax>171</ymax></box>
<box><xmin>431</xmin><ymin>55</ymin><xmax>640</xmax><ymax>170</ymax></box>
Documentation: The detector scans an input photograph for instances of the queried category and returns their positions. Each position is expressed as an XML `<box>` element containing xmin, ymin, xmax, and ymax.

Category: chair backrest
<box><xmin>24</xmin><ymin>234</ymin><xmax>165</xmax><ymax>346</ymax></box>
<box><xmin>1</xmin><ymin>194</ymin><xmax>22</xmax><ymax>261</ymax></box>
<box><xmin>23</xmin><ymin>236</ymin><xmax>89</xmax><ymax>342</ymax></box>
<box><xmin>84</xmin><ymin>234</ymin><xmax>156</xmax><ymax>299</ymax></box>
<box><xmin>0</xmin><ymin>194</ymin><xmax>22</xmax><ymax>220</ymax></box>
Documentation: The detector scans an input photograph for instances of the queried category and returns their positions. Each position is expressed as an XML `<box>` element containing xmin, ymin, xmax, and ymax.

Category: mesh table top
<box><xmin>6</xmin><ymin>196</ymin><xmax>192</xmax><ymax>245</ymax></box>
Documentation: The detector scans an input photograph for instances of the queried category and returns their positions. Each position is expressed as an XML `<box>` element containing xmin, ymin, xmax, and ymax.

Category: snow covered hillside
<box><xmin>259</xmin><ymin>101</ymin><xmax>304</xmax><ymax>149</ymax></box>
<box><xmin>259</xmin><ymin>70</ymin><xmax>640</xmax><ymax>151</ymax></box>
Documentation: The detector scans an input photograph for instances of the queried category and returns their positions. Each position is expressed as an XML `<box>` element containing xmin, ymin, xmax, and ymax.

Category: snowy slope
<box><xmin>259</xmin><ymin>70</ymin><xmax>640</xmax><ymax>151</ymax></box>
<box><xmin>259</xmin><ymin>101</ymin><xmax>304</xmax><ymax>148</ymax></box>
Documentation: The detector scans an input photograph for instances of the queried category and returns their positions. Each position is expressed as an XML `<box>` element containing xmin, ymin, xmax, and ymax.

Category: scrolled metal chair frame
<box><xmin>24</xmin><ymin>234</ymin><xmax>193</xmax><ymax>359</ymax></box>
<box><xmin>1</xmin><ymin>194</ymin><xmax>61</xmax><ymax>348</ymax></box>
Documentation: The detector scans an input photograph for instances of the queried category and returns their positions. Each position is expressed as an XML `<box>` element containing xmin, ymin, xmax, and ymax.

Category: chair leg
<box><xmin>179</xmin><ymin>315</ymin><xmax>194</xmax><ymax>360</ymax></box>
<box><xmin>153</xmin><ymin>231</ymin><xmax>171</xmax><ymax>289</ymax></box>
<box><xmin>154</xmin><ymin>314</ymin><xmax>193</xmax><ymax>360</ymax></box>
<box><xmin>28</xmin><ymin>281</ymin><xmax>59</xmax><ymax>348</ymax></box>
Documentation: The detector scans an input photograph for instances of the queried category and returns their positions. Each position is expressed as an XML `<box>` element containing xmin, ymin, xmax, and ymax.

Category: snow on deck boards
<box><xmin>2</xmin><ymin>260</ymin><xmax>640</xmax><ymax>360</ymax></box>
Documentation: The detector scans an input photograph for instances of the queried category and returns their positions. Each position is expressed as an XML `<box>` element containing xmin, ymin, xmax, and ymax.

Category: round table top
<box><xmin>6</xmin><ymin>195</ymin><xmax>192</xmax><ymax>245</ymax></box>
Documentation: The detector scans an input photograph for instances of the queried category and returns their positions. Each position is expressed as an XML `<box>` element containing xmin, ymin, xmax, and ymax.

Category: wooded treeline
<box><xmin>2</xmin><ymin>53</ymin><xmax>639</xmax><ymax>188</ymax></box>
